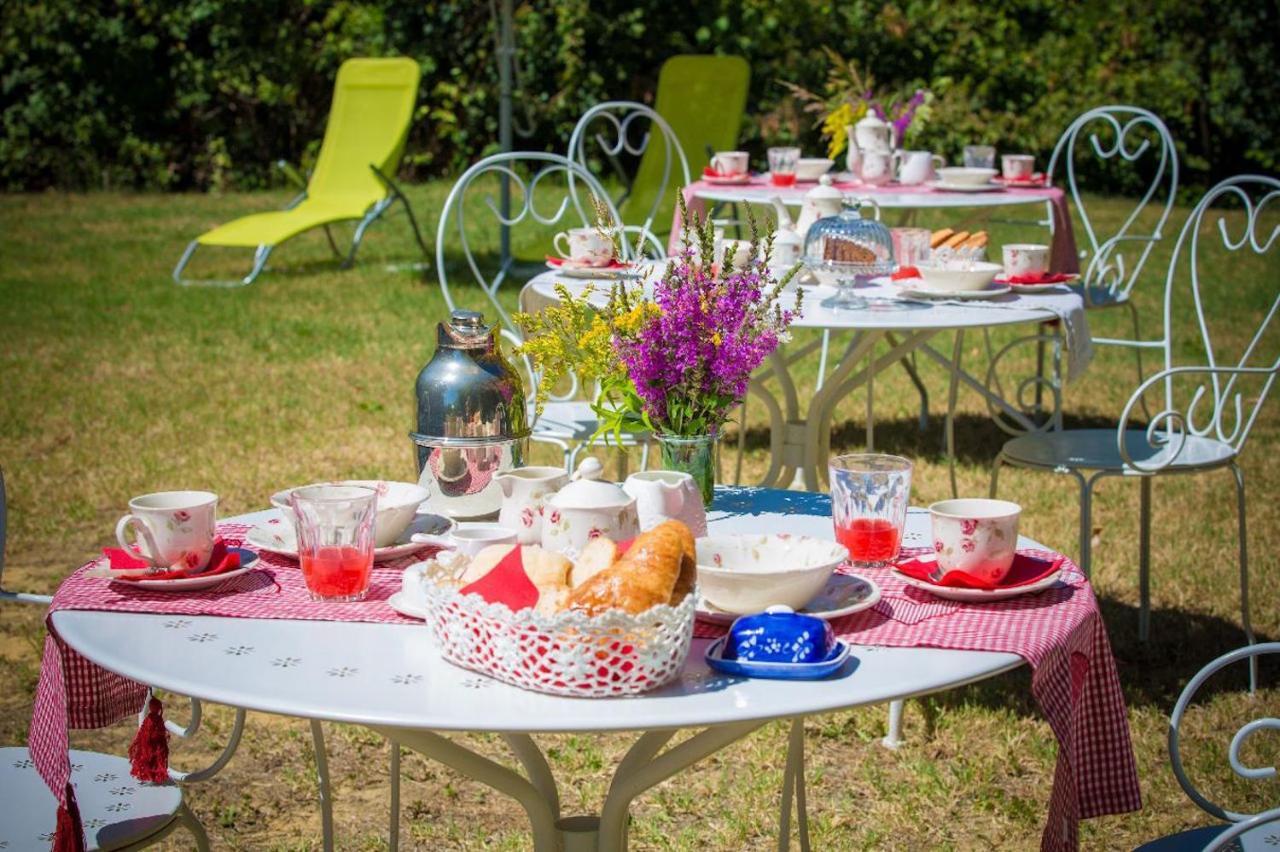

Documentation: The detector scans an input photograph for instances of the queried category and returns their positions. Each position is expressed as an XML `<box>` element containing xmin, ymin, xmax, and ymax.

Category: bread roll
<box><xmin>941</xmin><ymin>230</ymin><xmax>970</xmax><ymax>250</ymax></box>
<box><xmin>930</xmin><ymin>228</ymin><xmax>955</xmax><ymax>249</ymax></box>
<box><xmin>457</xmin><ymin>544</ymin><xmax>514</xmax><ymax>584</ymax></box>
<box><xmin>571</xmin><ymin>536</ymin><xmax>618</xmax><ymax>588</ymax></box>
<box><xmin>566</xmin><ymin>521</ymin><xmax>689</xmax><ymax>616</ymax></box>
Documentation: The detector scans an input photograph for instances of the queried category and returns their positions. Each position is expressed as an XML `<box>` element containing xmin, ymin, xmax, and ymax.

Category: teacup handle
<box><xmin>115</xmin><ymin>514</ymin><xmax>162</xmax><ymax>566</ymax></box>
<box><xmin>553</xmin><ymin>232</ymin><xmax>573</xmax><ymax>260</ymax></box>
<box><xmin>931</xmin><ymin>154</ymin><xmax>947</xmax><ymax>169</ymax></box>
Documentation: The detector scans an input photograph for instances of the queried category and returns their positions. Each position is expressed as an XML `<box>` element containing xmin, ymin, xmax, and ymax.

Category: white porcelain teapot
<box><xmin>494</xmin><ymin>465</ymin><xmax>570</xmax><ymax>545</ymax></box>
<box><xmin>623</xmin><ymin>470</ymin><xmax>708</xmax><ymax>536</ymax></box>
<box><xmin>794</xmin><ymin>176</ymin><xmax>845</xmax><ymax>243</ymax></box>
<box><xmin>853</xmin><ymin>113</ymin><xmax>893</xmax><ymax>153</ymax></box>
<box><xmin>541</xmin><ymin>458</ymin><xmax>640</xmax><ymax>558</ymax></box>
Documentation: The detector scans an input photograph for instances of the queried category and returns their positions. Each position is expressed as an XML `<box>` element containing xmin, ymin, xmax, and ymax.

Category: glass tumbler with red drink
<box><xmin>291</xmin><ymin>484</ymin><xmax>377</xmax><ymax>602</ymax></box>
<box><xmin>829</xmin><ymin>453</ymin><xmax>913</xmax><ymax>569</ymax></box>
<box><xmin>767</xmin><ymin>146</ymin><xmax>800</xmax><ymax>187</ymax></box>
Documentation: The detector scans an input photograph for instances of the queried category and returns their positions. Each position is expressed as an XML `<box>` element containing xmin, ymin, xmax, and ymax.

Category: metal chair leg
<box><xmin>1231</xmin><ymin>463</ymin><xmax>1258</xmax><ymax>692</ymax></box>
<box><xmin>945</xmin><ymin>330</ymin><xmax>966</xmax><ymax>498</ymax></box>
<box><xmin>1138</xmin><ymin>476</ymin><xmax>1152</xmax><ymax>642</ymax></box>
<box><xmin>173</xmin><ymin>241</ymin><xmax>273</xmax><ymax>288</ymax></box>
<box><xmin>777</xmin><ymin>718</ymin><xmax>811</xmax><ymax>852</ymax></box>
<box><xmin>1125</xmin><ymin>301</ymin><xmax>1152</xmax><ymax>420</ymax></box>
<box><xmin>1076</xmin><ymin>471</ymin><xmax>1097</xmax><ymax>578</ymax></box>
<box><xmin>989</xmin><ymin>453</ymin><xmax>1004</xmax><ymax>499</ymax></box>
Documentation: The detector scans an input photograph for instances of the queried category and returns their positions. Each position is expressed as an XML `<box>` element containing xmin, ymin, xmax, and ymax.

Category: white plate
<box><xmin>702</xmin><ymin>173</ymin><xmax>752</xmax><ymax>186</ymax></box>
<box><xmin>246</xmin><ymin>513</ymin><xmax>454</xmax><ymax>562</ymax></box>
<box><xmin>893</xmin><ymin>564</ymin><xmax>1064</xmax><ymax>602</ymax></box>
<box><xmin>994</xmin><ymin>274</ymin><xmax>1080</xmax><ymax>293</ymax></box>
<box><xmin>696</xmin><ymin>572</ymin><xmax>881</xmax><ymax>625</ymax></box>
<box><xmin>898</xmin><ymin>283</ymin><xmax>1012</xmax><ymax>300</ymax></box>
<box><xmin>928</xmin><ymin>180</ymin><xmax>1002</xmax><ymax>193</ymax></box>
<box><xmin>387</xmin><ymin>590</ymin><xmax>429</xmax><ymax>620</ymax></box>
<box><xmin>113</xmin><ymin>548</ymin><xmax>260</xmax><ymax>592</ymax></box>
<box><xmin>545</xmin><ymin>261</ymin><xmax>638</xmax><ymax>280</ymax></box>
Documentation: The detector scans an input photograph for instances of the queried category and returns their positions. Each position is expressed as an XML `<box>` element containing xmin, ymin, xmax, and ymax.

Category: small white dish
<box><xmin>795</xmin><ymin>158</ymin><xmax>835</xmax><ymax>181</ymax></box>
<box><xmin>695</xmin><ymin>533</ymin><xmax>848</xmax><ymax>615</ymax></box>
<box><xmin>928</xmin><ymin>180</ymin><xmax>1001</xmax><ymax>193</ymax></box>
<box><xmin>696</xmin><ymin>571</ymin><xmax>880</xmax><ymax>625</ymax></box>
<box><xmin>995</xmin><ymin>273</ymin><xmax>1080</xmax><ymax>293</ymax></box>
<box><xmin>112</xmin><ymin>548</ymin><xmax>259</xmax><ymax>592</ymax></box>
<box><xmin>387</xmin><ymin>590</ymin><xmax>429</xmax><ymax>620</ymax></box>
<box><xmin>898</xmin><ymin>283</ymin><xmax>1012</xmax><ymax>301</ymax></box>
<box><xmin>545</xmin><ymin>260</ymin><xmax>638</xmax><ymax>280</ymax></box>
<box><xmin>893</xmin><ymin>558</ymin><xmax>1063</xmax><ymax>602</ymax></box>
<box><xmin>916</xmin><ymin>261</ymin><xmax>1002</xmax><ymax>292</ymax></box>
<box><xmin>247</xmin><ymin>513</ymin><xmax>454</xmax><ymax>562</ymax></box>
<box><xmin>935</xmin><ymin>167</ymin><xmax>998</xmax><ymax>187</ymax></box>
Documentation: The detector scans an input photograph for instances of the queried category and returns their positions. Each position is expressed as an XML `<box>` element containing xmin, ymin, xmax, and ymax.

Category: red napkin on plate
<box><xmin>896</xmin><ymin>552</ymin><xmax>1063</xmax><ymax>590</ymax></box>
<box><xmin>545</xmin><ymin>255</ymin><xmax>627</xmax><ymax>271</ymax></box>
<box><xmin>100</xmin><ymin>538</ymin><xmax>241</xmax><ymax>582</ymax></box>
<box><xmin>999</xmin><ymin>272</ymin><xmax>1075</xmax><ymax>286</ymax></box>
<box><xmin>702</xmin><ymin>166</ymin><xmax>746</xmax><ymax>179</ymax></box>
<box><xmin>891</xmin><ymin>266</ymin><xmax>922</xmax><ymax>281</ymax></box>
<box><xmin>996</xmin><ymin>173</ymin><xmax>1049</xmax><ymax>187</ymax></box>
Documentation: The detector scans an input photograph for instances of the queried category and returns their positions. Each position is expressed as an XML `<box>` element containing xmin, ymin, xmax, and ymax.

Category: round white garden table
<box><xmin>50</xmin><ymin>489</ymin><xmax>1030</xmax><ymax>852</ymax></box>
<box><xmin>692</xmin><ymin>175</ymin><xmax>1059</xmax><ymax>213</ymax></box>
<box><xmin>528</xmin><ymin>269</ymin><xmax>1086</xmax><ymax>493</ymax></box>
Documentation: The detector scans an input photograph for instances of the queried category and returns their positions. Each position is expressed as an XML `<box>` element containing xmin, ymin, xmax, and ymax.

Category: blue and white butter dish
<box><xmin>705</xmin><ymin>606</ymin><xmax>852</xmax><ymax>680</ymax></box>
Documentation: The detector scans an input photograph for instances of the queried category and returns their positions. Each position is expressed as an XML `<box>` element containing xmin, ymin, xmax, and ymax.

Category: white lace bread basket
<box><xmin>421</xmin><ymin>580</ymin><xmax>697</xmax><ymax>697</ymax></box>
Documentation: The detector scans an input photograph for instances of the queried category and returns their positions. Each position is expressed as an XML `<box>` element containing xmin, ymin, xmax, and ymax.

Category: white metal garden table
<box><xmin>51</xmin><ymin>489</ymin><xmax>1029</xmax><ymax>851</ymax></box>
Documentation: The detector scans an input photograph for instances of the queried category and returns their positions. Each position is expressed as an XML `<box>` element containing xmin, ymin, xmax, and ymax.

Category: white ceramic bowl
<box><xmin>936</xmin><ymin>166</ymin><xmax>997</xmax><ymax>187</ymax></box>
<box><xmin>929</xmin><ymin>498</ymin><xmax>1022</xmax><ymax>584</ymax></box>
<box><xmin>915</xmin><ymin>261</ymin><xmax>1002</xmax><ymax>292</ymax></box>
<box><xmin>695</xmin><ymin>534</ymin><xmax>848</xmax><ymax>615</ymax></box>
<box><xmin>795</xmin><ymin>158</ymin><xmax>835</xmax><ymax>181</ymax></box>
<box><xmin>272</xmin><ymin>480</ymin><xmax>430</xmax><ymax>548</ymax></box>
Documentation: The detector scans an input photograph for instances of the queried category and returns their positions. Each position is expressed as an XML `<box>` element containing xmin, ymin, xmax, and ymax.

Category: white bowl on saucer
<box><xmin>916</xmin><ymin>261</ymin><xmax>1002</xmax><ymax>292</ymax></box>
<box><xmin>695</xmin><ymin>534</ymin><xmax>848</xmax><ymax>615</ymax></box>
<box><xmin>936</xmin><ymin>167</ymin><xmax>997</xmax><ymax>187</ymax></box>
<box><xmin>271</xmin><ymin>480</ymin><xmax>430</xmax><ymax>547</ymax></box>
<box><xmin>795</xmin><ymin>158</ymin><xmax>835</xmax><ymax>181</ymax></box>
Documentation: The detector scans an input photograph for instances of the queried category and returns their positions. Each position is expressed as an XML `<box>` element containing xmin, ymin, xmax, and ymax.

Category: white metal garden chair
<box><xmin>990</xmin><ymin>175</ymin><xmax>1279</xmax><ymax>666</ymax></box>
<box><xmin>436</xmin><ymin>152</ymin><xmax>650</xmax><ymax>471</ymax></box>
<box><xmin>0</xmin><ymin>468</ymin><xmax>219</xmax><ymax>849</ymax></box>
<box><xmin>1135</xmin><ymin>643</ymin><xmax>1279</xmax><ymax>851</ymax></box>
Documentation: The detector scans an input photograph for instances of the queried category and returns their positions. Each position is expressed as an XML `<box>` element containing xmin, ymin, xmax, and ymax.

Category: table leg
<box><xmin>310</xmin><ymin>719</ymin><xmax>335</xmax><ymax>852</ymax></box>
<box><xmin>946</xmin><ymin>330</ymin><xmax>965</xmax><ymax>498</ymax></box>
<box><xmin>777</xmin><ymin>718</ymin><xmax>811</xmax><ymax>852</ymax></box>
<box><xmin>916</xmin><ymin>342</ymin><xmax>1042</xmax><ymax>433</ymax></box>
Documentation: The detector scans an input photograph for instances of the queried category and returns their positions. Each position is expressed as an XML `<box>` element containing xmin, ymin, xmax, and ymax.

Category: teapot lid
<box><xmin>856</xmin><ymin>113</ymin><xmax>889</xmax><ymax>129</ymax></box>
<box><xmin>549</xmin><ymin>458</ymin><xmax>633</xmax><ymax>509</ymax></box>
<box><xmin>805</xmin><ymin>175</ymin><xmax>843</xmax><ymax>202</ymax></box>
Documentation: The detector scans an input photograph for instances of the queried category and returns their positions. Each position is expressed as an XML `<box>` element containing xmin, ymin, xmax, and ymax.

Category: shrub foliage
<box><xmin>2</xmin><ymin>0</ymin><xmax>1275</xmax><ymax>193</ymax></box>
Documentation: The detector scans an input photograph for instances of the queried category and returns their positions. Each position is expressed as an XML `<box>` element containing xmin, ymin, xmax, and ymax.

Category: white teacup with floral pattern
<box><xmin>929</xmin><ymin>498</ymin><xmax>1021</xmax><ymax>585</ymax></box>
<box><xmin>115</xmin><ymin>490</ymin><xmax>218</xmax><ymax>570</ymax></box>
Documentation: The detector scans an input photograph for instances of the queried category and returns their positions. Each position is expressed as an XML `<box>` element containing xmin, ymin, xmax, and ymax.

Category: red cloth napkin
<box><xmin>896</xmin><ymin>551</ymin><xmax>1064</xmax><ymax>591</ymax></box>
<box><xmin>891</xmin><ymin>266</ymin><xmax>922</xmax><ymax>281</ymax></box>
<box><xmin>545</xmin><ymin>255</ymin><xmax>627</xmax><ymax>271</ymax></box>
<box><xmin>702</xmin><ymin>166</ymin><xmax>746</xmax><ymax>178</ymax></box>
<box><xmin>997</xmin><ymin>272</ymin><xmax>1075</xmax><ymax>286</ymax></box>
<box><xmin>996</xmin><ymin>173</ymin><xmax>1049</xmax><ymax>187</ymax></box>
<box><xmin>459</xmin><ymin>545</ymin><xmax>538</xmax><ymax>611</ymax></box>
<box><xmin>101</xmin><ymin>538</ymin><xmax>241</xmax><ymax>583</ymax></box>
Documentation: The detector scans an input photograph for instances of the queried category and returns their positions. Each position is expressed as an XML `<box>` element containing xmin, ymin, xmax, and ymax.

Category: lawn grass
<box><xmin>0</xmin><ymin>182</ymin><xmax>1276</xmax><ymax>851</ymax></box>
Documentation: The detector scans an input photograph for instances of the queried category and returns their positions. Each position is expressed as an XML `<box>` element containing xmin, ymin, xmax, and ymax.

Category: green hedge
<box><xmin>2</xmin><ymin>0</ymin><xmax>1276</xmax><ymax>193</ymax></box>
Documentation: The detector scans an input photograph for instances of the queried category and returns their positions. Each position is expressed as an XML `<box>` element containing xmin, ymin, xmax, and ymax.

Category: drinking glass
<box><xmin>890</xmin><ymin>227</ymin><xmax>932</xmax><ymax>268</ymax></box>
<box><xmin>767</xmin><ymin>146</ymin><xmax>801</xmax><ymax>187</ymax></box>
<box><xmin>829</xmin><ymin>454</ymin><xmax>913</xmax><ymax>568</ymax></box>
<box><xmin>963</xmin><ymin>145</ymin><xmax>996</xmax><ymax>169</ymax></box>
<box><xmin>291</xmin><ymin>485</ymin><xmax>377</xmax><ymax>601</ymax></box>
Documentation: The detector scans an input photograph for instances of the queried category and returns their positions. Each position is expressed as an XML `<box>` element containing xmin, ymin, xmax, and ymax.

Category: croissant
<box><xmin>566</xmin><ymin>521</ymin><xmax>690</xmax><ymax>615</ymax></box>
<box><xmin>667</xmin><ymin>523</ymin><xmax>697</xmax><ymax>605</ymax></box>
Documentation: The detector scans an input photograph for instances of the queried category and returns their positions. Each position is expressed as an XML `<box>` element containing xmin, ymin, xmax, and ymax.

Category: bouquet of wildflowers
<box><xmin>515</xmin><ymin>197</ymin><xmax>802</xmax><ymax>445</ymax></box>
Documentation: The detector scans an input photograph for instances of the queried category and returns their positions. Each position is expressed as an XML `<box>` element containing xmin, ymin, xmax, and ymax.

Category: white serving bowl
<box><xmin>916</xmin><ymin>261</ymin><xmax>1002</xmax><ymax>292</ymax></box>
<box><xmin>936</xmin><ymin>166</ymin><xmax>997</xmax><ymax>186</ymax></box>
<box><xmin>271</xmin><ymin>480</ymin><xmax>431</xmax><ymax>548</ymax></box>
<box><xmin>695</xmin><ymin>534</ymin><xmax>848</xmax><ymax>615</ymax></box>
<box><xmin>795</xmin><ymin>158</ymin><xmax>835</xmax><ymax>181</ymax></box>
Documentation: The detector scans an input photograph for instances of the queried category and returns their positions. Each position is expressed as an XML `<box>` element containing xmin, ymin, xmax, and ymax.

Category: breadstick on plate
<box><xmin>930</xmin><ymin>228</ymin><xmax>955</xmax><ymax>249</ymax></box>
<box><xmin>963</xmin><ymin>231</ymin><xmax>988</xmax><ymax>249</ymax></box>
<box><xmin>941</xmin><ymin>231</ymin><xmax>971</xmax><ymax>250</ymax></box>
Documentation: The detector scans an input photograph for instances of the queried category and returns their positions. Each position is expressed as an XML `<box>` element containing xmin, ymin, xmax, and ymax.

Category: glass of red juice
<box><xmin>291</xmin><ymin>485</ymin><xmax>377</xmax><ymax>602</ymax></box>
<box><xmin>829</xmin><ymin>454</ymin><xmax>913</xmax><ymax>568</ymax></box>
<box><xmin>767</xmin><ymin>146</ymin><xmax>800</xmax><ymax>187</ymax></box>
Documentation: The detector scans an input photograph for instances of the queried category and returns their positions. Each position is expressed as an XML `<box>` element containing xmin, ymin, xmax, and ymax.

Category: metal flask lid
<box><xmin>412</xmin><ymin>310</ymin><xmax>530</xmax><ymax>447</ymax></box>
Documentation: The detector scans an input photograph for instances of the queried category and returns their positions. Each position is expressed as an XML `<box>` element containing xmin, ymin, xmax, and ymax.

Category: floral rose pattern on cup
<box><xmin>521</xmin><ymin>507</ymin><xmax>534</xmax><ymax>528</ymax></box>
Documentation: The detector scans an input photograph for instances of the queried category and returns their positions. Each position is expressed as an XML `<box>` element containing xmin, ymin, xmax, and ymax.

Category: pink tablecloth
<box><xmin>29</xmin><ymin>521</ymin><xmax>428</xmax><ymax>848</ymax></box>
<box><xmin>673</xmin><ymin>178</ymin><xmax>1081</xmax><ymax>276</ymax></box>
<box><xmin>694</xmin><ymin>548</ymin><xmax>1140</xmax><ymax>852</ymax></box>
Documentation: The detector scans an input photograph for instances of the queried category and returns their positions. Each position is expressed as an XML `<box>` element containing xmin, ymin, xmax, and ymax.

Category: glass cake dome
<box><xmin>802</xmin><ymin>198</ymin><xmax>896</xmax><ymax>309</ymax></box>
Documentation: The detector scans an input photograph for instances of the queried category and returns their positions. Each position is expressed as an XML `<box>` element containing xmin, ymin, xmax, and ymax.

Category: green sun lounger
<box><xmin>173</xmin><ymin>57</ymin><xmax>427</xmax><ymax>287</ymax></box>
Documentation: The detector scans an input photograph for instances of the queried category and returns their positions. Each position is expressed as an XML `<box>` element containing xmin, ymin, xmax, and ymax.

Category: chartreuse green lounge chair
<box><xmin>173</xmin><ymin>57</ymin><xmax>427</xmax><ymax>287</ymax></box>
<box><xmin>624</xmin><ymin>54</ymin><xmax>750</xmax><ymax>239</ymax></box>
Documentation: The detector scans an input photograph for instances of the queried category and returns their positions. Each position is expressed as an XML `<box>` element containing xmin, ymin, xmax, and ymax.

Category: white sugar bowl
<box><xmin>540</xmin><ymin>458</ymin><xmax>640</xmax><ymax>558</ymax></box>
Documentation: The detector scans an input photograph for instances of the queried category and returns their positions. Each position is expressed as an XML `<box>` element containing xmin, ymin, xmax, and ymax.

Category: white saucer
<box><xmin>696</xmin><ymin>572</ymin><xmax>881</xmax><ymax>626</ymax></box>
<box><xmin>387</xmin><ymin>590</ymin><xmax>429</xmax><ymax>620</ymax></box>
<box><xmin>898</xmin><ymin>283</ymin><xmax>1012</xmax><ymax>300</ymax></box>
<box><xmin>246</xmin><ymin>513</ymin><xmax>454</xmax><ymax>563</ymax></box>
<box><xmin>703</xmin><ymin>173</ymin><xmax>752</xmax><ymax>186</ymax></box>
<box><xmin>113</xmin><ymin>548</ymin><xmax>259</xmax><ymax>592</ymax></box>
<box><xmin>893</xmin><ymin>564</ymin><xmax>1064</xmax><ymax>602</ymax></box>
<box><xmin>545</xmin><ymin>260</ymin><xmax>638</xmax><ymax>280</ymax></box>
<box><xmin>928</xmin><ymin>180</ymin><xmax>1001</xmax><ymax>193</ymax></box>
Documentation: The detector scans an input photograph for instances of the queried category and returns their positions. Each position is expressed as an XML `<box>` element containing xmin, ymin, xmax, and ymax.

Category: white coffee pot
<box><xmin>622</xmin><ymin>470</ymin><xmax>708</xmax><ymax>536</ymax></box>
<box><xmin>494</xmin><ymin>465</ymin><xmax>570</xmax><ymax>545</ymax></box>
<box><xmin>854</xmin><ymin>113</ymin><xmax>893</xmax><ymax>153</ymax></box>
<box><xmin>541</xmin><ymin>458</ymin><xmax>640</xmax><ymax>558</ymax></box>
<box><xmin>794</xmin><ymin>175</ymin><xmax>845</xmax><ymax>243</ymax></box>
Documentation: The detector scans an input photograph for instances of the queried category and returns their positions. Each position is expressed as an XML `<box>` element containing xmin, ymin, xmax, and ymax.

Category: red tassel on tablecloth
<box><xmin>54</xmin><ymin>781</ymin><xmax>86</xmax><ymax>852</ymax></box>
<box><xmin>128</xmin><ymin>696</ymin><xmax>169</xmax><ymax>783</ymax></box>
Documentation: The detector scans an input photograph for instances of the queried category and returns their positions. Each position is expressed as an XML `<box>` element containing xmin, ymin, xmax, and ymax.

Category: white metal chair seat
<box><xmin>0</xmin><ymin>747</ymin><xmax>199</xmax><ymax>850</ymax></box>
<box><xmin>1067</xmin><ymin>283</ymin><xmax>1130</xmax><ymax>309</ymax></box>
<box><xmin>1135</xmin><ymin>819</ymin><xmax>1280</xmax><ymax>852</ymax></box>
<box><xmin>1001</xmin><ymin>429</ymin><xmax>1237</xmax><ymax>472</ymax></box>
